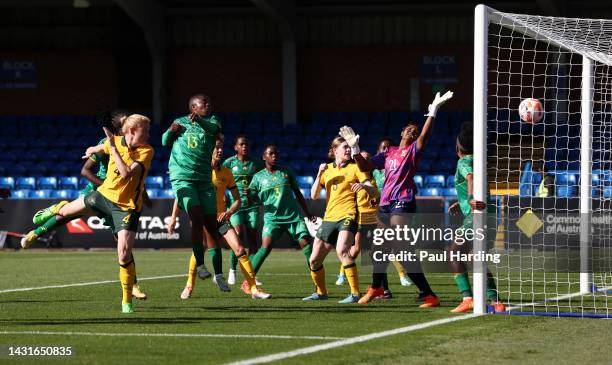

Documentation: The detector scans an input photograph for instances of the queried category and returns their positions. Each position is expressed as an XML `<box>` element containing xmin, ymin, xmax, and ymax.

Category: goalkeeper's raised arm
<box><xmin>417</xmin><ymin>90</ymin><xmax>453</xmax><ymax>151</ymax></box>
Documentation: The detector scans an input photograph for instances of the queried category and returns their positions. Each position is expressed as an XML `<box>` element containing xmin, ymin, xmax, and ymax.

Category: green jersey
<box><xmin>373</xmin><ymin>169</ymin><xmax>385</xmax><ymax>193</ymax></box>
<box><xmin>162</xmin><ymin>114</ymin><xmax>221</xmax><ymax>182</ymax></box>
<box><xmin>223</xmin><ymin>155</ymin><xmax>264</xmax><ymax>210</ymax></box>
<box><xmin>454</xmin><ymin>155</ymin><xmax>473</xmax><ymax>216</ymax></box>
<box><xmin>249</xmin><ymin>166</ymin><xmax>303</xmax><ymax>224</ymax></box>
<box><xmin>91</xmin><ymin>138</ymin><xmax>110</xmax><ymax>182</ymax></box>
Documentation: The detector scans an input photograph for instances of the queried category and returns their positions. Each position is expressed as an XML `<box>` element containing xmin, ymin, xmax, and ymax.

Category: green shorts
<box><xmin>315</xmin><ymin>218</ymin><xmax>357</xmax><ymax>245</ymax></box>
<box><xmin>171</xmin><ymin>179</ymin><xmax>216</xmax><ymax>216</ymax></box>
<box><xmin>358</xmin><ymin>223</ymin><xmax>377</xmax><ymax>235</ymax></box>
<box><xmin>230</xmin><ymin>208</ymin><xmax>259</xmax><ymax>230</ymax></box>
<box><xmin>79</xmin><ymin>182</ymin><xmax>97</xmax><ymax>197</ymax></box>
<box><xmin>84</xmin><ymin>191</ymin><xmax>140</xmax><ymax>234</ymax></box>
<box><xmin>262</xmin><ymin>219</ymin><xmax>310</xmax><ymax>243</ymax></box>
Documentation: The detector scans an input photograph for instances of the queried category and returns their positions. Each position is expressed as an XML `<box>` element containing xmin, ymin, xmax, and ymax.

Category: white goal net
<box><xmin>474</xmin><ymin>5</ymin><xmax>612</xmax><ymax>317</ymax></box>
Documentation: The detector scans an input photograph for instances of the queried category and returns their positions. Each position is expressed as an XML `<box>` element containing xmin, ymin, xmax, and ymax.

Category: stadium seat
<box><xmin>419</xmin><ymin>188</ymin><xmax>442</xmax><ymax>197</ymax></box>
<box><xmin>52</xmin><ymin>189</ymin><xmax>79</xmax><ymax>200</ymax></box>
<box><xmin>443</xmin><ymin>188</ymin><xmax>457</xmax><ymax>196</ymax></box>
<box><xmin>11</xmin><ymin>189</ymin><xmax>31</xmax><ymax>199</ymax></box>
<box><xmin>58</xmin><ymin>176</ymin><xmax>79</xmax><ymax>190</ymax></box>
<box><xmin>555</xmin><ymin>173</ymin><xmax>578</xmax><ymax>186</ymax></box>
<box><xmin>36</xmin><ymin>177</ymin><xmax>57</xmax><ymax>190</ymax></box>
<box><xmin>425</xmin><ymin>175</ymin><xmax>446</xmax><ymax>188</ymax></box>
<box><xmin>0</xmin><ymin>177</ymin><xmax>15</xmax><ymax>189</ymax></box>
<box><xmin>447</xmin><ymin>175</ymin><xmax>455</xmax><ymax>188</ymax></box>
<box><xmin>158</xmin><ymin>189</ymin><xmax>175</xmax><ymax>198</ymax></box>
<box><xmin>557</xmin><ymin>186</ymin><xmax>577</xmax><ymax>198</ymax></box>
<box><xmin>296</xmin><ymin>176</ymin><xmax>314</xmax><ymax>188</ymax></box>
<box><xmin>300</xmin><ymin>188</ymin><xmax>310</xmax><ymax>198</ymax></box>
<box><xmin>29</xmin><ymin>189</ymin><xmax>53</xmax><ymax>199</ymax></box>
<box><xmin>146</xmin><ymin>176</ymin><xmax>164</xmax><ymax>190</ymax></box>
<box><xmin>320</xmin><ymin>189</ymin><xmax>327</xmax><ymax>199</ymax></box>
<box><xmin>79</xmin><ymin>177</ymin><xmax>91</xmax><ymax>189</ymax></box>
<box><xmin>414</xmin><ymin>175</ymin><xmax>423</xmax><ymax>188</ymax></box>
<box><xmin>146</xmin><ymin>189</ymin><xmax>160</xmax><ymax>198</ymax></box>
<box><xmin>16</xmin><ymin>177</ymin><xmax>36</xmax><ymax>190</ymax></box>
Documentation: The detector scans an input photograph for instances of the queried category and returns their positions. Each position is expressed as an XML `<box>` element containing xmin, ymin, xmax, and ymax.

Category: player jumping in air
<box><xmin>244</xmin><ymin>144</ymin><xmax>316</xmax><ymax>295</ymax></box>
<box><xmin>447</xmin><ymin>122</ymin><xmax>505</xmax><ymax>313</ymax></box>
<box><xmin>28</xmin><ymin>115</ymin><xmax>154</xmax><ymax>313</ymax></box>
<box><xmin>223</xmin><ymin>135</ymin><xmax>264</xmax><ymax>285</ymax></box>
<box><xmin>21</xmin><ymin>111</ymin><xmax>148</xmax><ymax>300</ymax></box>
<box><xmin>345</xmin><ymin>90</ymin><xmax>454</xmax><ymax>308</ymax></box>
<box><xmin>162</xmin><ymin>94</ymin><xmax>222</xmax><ymax>284</ymax></box>
<box><xmin>303</xmin><ymin>137</ymin><xmax>374</xmax><ymax>304</ymax></box>
<box><xmin>169</xmin><ymin>136</ymin><xmax>270</xmax><ymax>300</ymax></box>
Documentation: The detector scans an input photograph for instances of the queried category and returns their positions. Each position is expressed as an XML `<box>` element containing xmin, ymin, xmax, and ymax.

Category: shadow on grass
<box><xmin>0</xmin><ymin>316</ymin><xmax>248</xmax><ymax>326</ymax></box>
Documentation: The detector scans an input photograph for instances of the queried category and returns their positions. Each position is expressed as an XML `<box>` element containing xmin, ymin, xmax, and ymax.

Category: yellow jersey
<box><xmin>319</xmin><ymin>161</ymin><xmax>368</xmax><ymax>222</ymax></box>
<box><xmin>357</xmin><ymin>176</ymin><xmax>380</xmax><ymax>225</ymax></box>
<box><xmin>212</xmin><ymin>166</ymin><xmax>237</xmax><ymax>214</ymax></box>
<box><xmin>97</xmin><ymin>136</ymin><xmax>154</xmax><ymax>212</ymax></box>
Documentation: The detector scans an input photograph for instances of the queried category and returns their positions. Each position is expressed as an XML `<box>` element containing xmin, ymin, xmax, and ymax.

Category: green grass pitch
<box><xmin>1</xmin><ymin>249</ymin><xmax>611</xmax><ymax>365</ymax></box>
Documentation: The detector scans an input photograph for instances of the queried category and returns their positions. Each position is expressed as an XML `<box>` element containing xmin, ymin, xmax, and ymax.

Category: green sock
<box><xmin>250</xmin><ymin>247</ymin><xmax>271</xmax><ymax>274</ymax></box>
<box><xmin>208</xmin><ymin>248</ymin><xmax>223</xmax><ymax>275</ymax></box>
<box><xmin>454</xmin><ymin>273</ymin><xmax>473</xmax><ymax>297</ymax></box>
<box><xmin>486</xmin><ymin>272</ymin><xmax>499</xmax><ymax>301</ymax></box>
<box><xmin>301</xmin><ymin>243</ymin><xmax>312</xmax><ymax>267</ymax></box>
<box><xmin>34</xmin><ymin>216</ymin><xmax>63</xmax><ymax>236</ymax></box>
<box><xmin>192</xmin><ymin>243</ymin><xmax>205</xmax><ymax>267</ymax></box>
<box><xmin>230</xmin><ymin>251</ymin><xmax>238</xmax><ymax>271</ymax></box>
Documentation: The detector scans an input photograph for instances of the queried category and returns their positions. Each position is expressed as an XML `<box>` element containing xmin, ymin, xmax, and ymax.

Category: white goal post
<box><xmin>473</xmin><ymin>4</ymin><xmax>612</xmax><ymax>317</ymax></box>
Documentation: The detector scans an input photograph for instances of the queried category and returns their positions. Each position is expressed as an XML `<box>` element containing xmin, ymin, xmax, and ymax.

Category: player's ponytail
<box><xmin>121</xmin><ymin>114</ymin><xmax>150</xmax><ymax>135</ymax></box>
<box><xmin>328</xmin><ymin>136</ymin><xmax>345</xmax><ymax>160</ymax></box>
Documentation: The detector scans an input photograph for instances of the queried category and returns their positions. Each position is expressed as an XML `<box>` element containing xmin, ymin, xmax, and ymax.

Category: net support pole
<box><xmin>580</xmin><ymin>56</ymin><xmax>593</xmax><ymax>294</ymax></box>
<box><xmin>473</xmin><ymin>4</ymin><xmax>489</xmax><ymax>315</ymax></box>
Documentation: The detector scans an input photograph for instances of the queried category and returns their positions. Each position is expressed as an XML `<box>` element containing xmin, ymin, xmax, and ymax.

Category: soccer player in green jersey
<box><xmin>447</xmin><ymin>122</ymin><xmax>505</xmax><ymax>313</ymax></box>
<box><xmin>223</xmin><ymin>135</ymin><xmax>264</xmax><ymax>285</ymax></box>
<box><xmin>162</xmin><ymin>94</ymin><xmax>221</xmax><ymax>280</ymax></box>
<box><xmin>243</xmin><ymin>144</ymin><xmax>316</xmax><ymax>294</ymax></box>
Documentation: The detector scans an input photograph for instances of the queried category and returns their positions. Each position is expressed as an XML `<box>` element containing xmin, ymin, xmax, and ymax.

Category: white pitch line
<box><xmin>0</xmin><ymin>331</ymin><xmax>343</xmax><ymax>341</ymax></box>
<box><xmin>0</xmin><ymin>274</ymin><xmax>186</xmax><ymax>294</ymax></box>
<box><xmin>223</xmin><ymin>313</ymin><xmax>481</xmax><ymax>365</ymax></box>
<box><xmin>505</xmin><ymin>285</ymin><xmax>612</xmax><ymax>311</ymax></box>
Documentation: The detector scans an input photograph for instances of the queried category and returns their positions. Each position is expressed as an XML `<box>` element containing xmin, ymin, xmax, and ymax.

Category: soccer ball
<box><xmin>519</xmin><ymin>98</ymin><xmax>544</xmax><ymax>123</ymax></box>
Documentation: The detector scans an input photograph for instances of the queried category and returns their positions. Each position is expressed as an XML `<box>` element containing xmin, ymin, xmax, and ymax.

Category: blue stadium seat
<box><xmin>29</xmin><ymin>189</ymin><xmax>53</xmax><ymax>199</ymax></box>
<box><xmin>419</xmin><ymin>188</ymin><xmax>441</xmax><ymax>197</ymax></box>
<box><xmin>320</xmin><ymin>189</ymin><xmax>327</xmax><ymax>199</ymax></box>
<box><xmin>443</xmin><ymin>188</ymin><xmax>457</xmax><ymax>196</ymax></box>
<box><xmin>6</xmin><ymin>165</ymin><xmax>27</xmax><ymax>177</ymax></box>
<box><xmin>425</xmin><ymin>175</ymin><xmax>446</xmax><ymax>188</ymax></box>
<box><xmin>557</xmin><ymin>186</ymin><xmax>577</xmax><ymax>198</ymax></box>
<box><xmin>52</xmin><ymin>189</ymin><xmax>79</xmax><ymax>200</ymax></box>
<box><xmin>158</xmin><ymin>189</ymin><xmax>175</xmax><ymax>198</ymax></box>
<box><xmin>37</xmin><ymin>177</ymin><xmax>57</xmax><ymax>190</ymax></box>
<box><xmin>146</xmin><ymin>189</ymin><xmax>160</xmax><ymax>198</ymax></box>
<box><xmin>16</xmin><ymin>177</ymin><xmax>36</xmax><ymax>190</ymax></box>
<box><xmin>163</xmin><ymin>176</ymin><xmax>172</xmax><ymax>189</ymax></box>
<box><xmin>79</xmin><ymin>177</ymin><xmax>91</xmax><ymax>189</ymax></box>
<box><xmin>283</xmin><ymin>123</ymin><xmax>302</xmax><ymax>136</ymax></box>
<box><xmin>58</xmin><ymin>176</ymin><xmax>79</xmax><ymax>190</ymax></box>
<box><xmin>296</xmin><ymin>176</ymin><xmax>314</xmax><ymax>188</ymax></box>
<box><xmin>0</xmin><ymin>177</ymin><xmax>15</xmax><ymax>189</ymax></box>
<box><xmin>555</xmin><ymin>173</ymin><xmax>578</xmax><ymax>186</ymax></box>
<box><xmin>414</xmin><ymin>175</ymin><xmax>423</xmax><ymax>188</ymax></box>
<box><xmin>419</xmin><ymin>161</ymin><xmax>432</xmax><ymax>174</ymax></box>
<box><xmin>146</xmin><ymin>176</ymin><xmax>164</xmax><ymax>190</ymax></box>
<box><xmin>11</xmin><ymin>189</ymin><xmax>31</xmax><ymax>199</ymax></box>
<box><xmin>447</xmin><ymin>175</ymin><xmax>455</xmax><ymax>188</ymax></box>
<box><xmin>300</xmin><ymin>188</ymin><xmax>310</xmax><ymax>198</ymax></box>
<box><xmin>29</xmin><ymin>165</ymin><xmax>48</xmax><ymax>177</ymax></box>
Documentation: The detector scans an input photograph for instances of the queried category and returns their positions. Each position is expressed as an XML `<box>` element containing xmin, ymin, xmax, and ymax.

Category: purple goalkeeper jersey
<box><xmin>371</xmin><ymin>142</ymin><xmax>421</xmax><ymax>206</ymax></box>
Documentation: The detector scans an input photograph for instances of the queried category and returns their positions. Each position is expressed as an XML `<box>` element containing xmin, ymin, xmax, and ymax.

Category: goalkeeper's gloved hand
<box><xmin>426</xmin><ymin>90</ymin><xmax>454</xmax><ymax>118</ymax></box>
<box><xmin>339</xmin><ymin>126</ymin><xmax>360</xmax><ymax>156</ymax></box>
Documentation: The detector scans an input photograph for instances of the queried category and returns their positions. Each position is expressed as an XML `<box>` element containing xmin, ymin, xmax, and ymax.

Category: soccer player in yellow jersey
<box><xmin>169</xmin><ymin>136</ymin><xmax>270</xmax><ymax>300</ymax></box>
<box><xmin>303</xmin><ymin>137</ymin><xmax>375</xmax><ymax>304</ymax></box>
<box><xmin>29</xmin><ymin>115</ymin><xmax>153</xmax><ymax>313</ymax></box>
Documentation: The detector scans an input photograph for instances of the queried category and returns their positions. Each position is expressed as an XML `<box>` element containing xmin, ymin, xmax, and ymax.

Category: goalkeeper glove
<box><xmin>339</xmin><ymin>126</ymin><xmax>360</xmax><ymax>156</ymax></box>
<box><xmin>426</xmin><ymin>90</ymin><xmax>454</xmax><ymax>118</ymax></box>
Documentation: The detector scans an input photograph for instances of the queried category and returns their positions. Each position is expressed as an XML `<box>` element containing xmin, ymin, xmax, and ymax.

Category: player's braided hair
<box><xmin>97</xmin><ymin>110</ymin><xmax>128</xmax><ymax>135</ymax></box>
<box><xmin>457</xmin><ymin>121</ymin><xmax>473</xmax><ymax>154</ymax></box>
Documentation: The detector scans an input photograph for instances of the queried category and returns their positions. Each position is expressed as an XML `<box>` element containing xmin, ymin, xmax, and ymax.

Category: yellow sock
<box><xmin>187</xmin><ymin>254</ymin><xmax>197</xmax><ymax>287</ymax></box>
<box><xmin>339</xmin><ymin>264</ymin><xmax>345</xmax><ymax>275</ymax></box>
<box><xmin>238</xmin><ymin>254</ymin><xmax>257</xmax><ymax>292</ymax></box>
<box><xmin>310</xmin><ymin>266</ymin><xmax>327</xmax><ymax>295</ymax></box>
<box><xmin>119</xmin><ymin>259</ymin><xmax>135</xmax><ymax>304</ymax></box>
<box><xmin>343</xmin><ymin>263</ymin><xmax>360</xmax><ymax>295</ymax></box>
<box><xmin>392</xmin><ymin>260</ymin><xmax>407</xmax><ymax>277</ymax></box>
